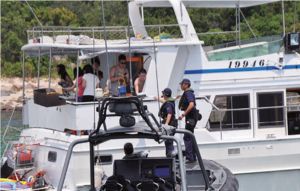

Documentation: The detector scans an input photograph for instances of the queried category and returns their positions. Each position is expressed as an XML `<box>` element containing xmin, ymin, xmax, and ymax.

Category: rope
<box><xmin>24</xmin><ymin>0</ymin><xmax>42</xmax><ymax>27</ymax></box>
<box><xmin>152</xmin><ymin>39</ymin><xmax>162</xmax><ymax>125</ymax></box>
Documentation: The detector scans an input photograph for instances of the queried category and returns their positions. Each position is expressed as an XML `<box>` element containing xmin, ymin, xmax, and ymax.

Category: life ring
<box><xmin>26</xmin><ymin>171</ymin><xmax>45</xmax><ymax>187</ymax></box>
<box><xmin>0</xmin><ymin>178</ymin><xmax>27</xmax><ymax>185</ymax></box>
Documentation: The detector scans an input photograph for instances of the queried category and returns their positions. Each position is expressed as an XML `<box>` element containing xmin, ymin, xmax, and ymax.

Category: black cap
<box><xmin>179</xmin><ymin>78</ymin><xmax>191</xmax><ymax>85</ymax></box>
<box><xmin>162</xmin><ymin>88</ymin><xmax>172</xmax><ymax>97</ymax></box>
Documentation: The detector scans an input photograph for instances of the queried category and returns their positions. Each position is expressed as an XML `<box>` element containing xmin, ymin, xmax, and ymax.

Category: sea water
<box><xmin>1</xmin><ymin>111</ymin><xmax>23</xmax><ymax>157</ymax></box>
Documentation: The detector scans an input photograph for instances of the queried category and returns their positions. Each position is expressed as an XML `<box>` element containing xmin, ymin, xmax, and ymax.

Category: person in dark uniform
<box><xmin>122</xmin><ymin>142</ymin><xmax>138</xmax><ymax>159</ymax></box>
<box><xmin>176</xmin><ymin>79</ymin><xmax>197</xmax><ymax>162</ymax></box>
<box><xmin>154</xmin><ymin>88</ymin><xmax>177</xmax><ymax>156</ymax></box>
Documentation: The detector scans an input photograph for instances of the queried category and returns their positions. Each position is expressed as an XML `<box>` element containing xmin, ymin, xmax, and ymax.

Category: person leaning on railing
<box><xmin>82</xmin><ymin>64</ymin><xmax>100</xmax><ymax>102</ymax></box>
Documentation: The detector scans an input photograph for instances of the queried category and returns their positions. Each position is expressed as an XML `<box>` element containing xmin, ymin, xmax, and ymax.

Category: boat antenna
<box><xmin>101</xmin><ymin>0</ymin><xmax>112</xmax><ymax>96</ymax></box>
<box><xmin>24</xmin><ymin>0</ymin><xmax>42</xmax><ymax>27</ymax></box>
<box><xmin>294</xmin><ymin>1</ymin><xmax>297</xmax><ymax>33</ymax></box>
<box><xmin>282</xmin><ymin>0</ymin><xmax>286</xmax><ymax>37</ymax></box>
<box><xmin>127</xmin><ymin>0</ymin><xmax>133</xmax><ymax>94</ymax></box>
<box><xmin>152</xmin><ymin>39</ymin><xmax>162</xmax><ymax>125</ymax></box>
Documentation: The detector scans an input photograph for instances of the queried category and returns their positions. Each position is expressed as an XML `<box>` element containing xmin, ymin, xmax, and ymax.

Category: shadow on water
<box><xmin>1</xmin><ymin>111</ymin><xmax>23</xmax><ymax>157</ymax></box>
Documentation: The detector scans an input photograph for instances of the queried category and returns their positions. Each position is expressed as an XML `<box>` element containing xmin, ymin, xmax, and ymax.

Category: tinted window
<box><xmin>48</xmin><ymin>151</ymin><xmax>57</xmax><ymax>162</ymax></box>
<box><xmin>209</xmin><ymin>94</ymin><xmax>250</xmax><ymax>130</ymax></box>
<box><xmin>94</xmin><ymin>155</ymin><xmax>113</xmax><ymax>165</ymax></box>
<box><xmin>257</xmin><ymin>92</ymin><xmax>284</xmax><ymax>128</ymax></box>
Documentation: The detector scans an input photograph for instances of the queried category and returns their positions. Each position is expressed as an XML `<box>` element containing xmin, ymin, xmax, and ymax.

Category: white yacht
<box><xmin>2</xmin><ymin>0</ymin><xmax>300</xmax><ymax>190</ymax></box>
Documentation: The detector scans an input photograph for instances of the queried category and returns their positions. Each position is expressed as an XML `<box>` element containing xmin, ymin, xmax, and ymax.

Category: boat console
<box><xmin>112</xmin><ymin>158</ymin><xmax>176</xmax><ymax>191</ymax></box>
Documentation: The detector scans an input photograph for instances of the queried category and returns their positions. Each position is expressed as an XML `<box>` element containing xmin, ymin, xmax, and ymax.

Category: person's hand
<box><xmin>178</xmin><ymin>115</ymin><xmax>183</xmax><ymax>120</ymax></box>
<box><xmin>153</xmin><ymin>96</ymin><xmax>158</xmax><ymax>100</ymax></box>
<box><xmin>176</xmin><ymin>95</ymin><xmax>182</xmax><ymax>99</ymax></box>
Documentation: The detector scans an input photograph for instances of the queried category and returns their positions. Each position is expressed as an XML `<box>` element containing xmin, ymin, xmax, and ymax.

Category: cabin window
<box><xmin>94</xmin><ymin>155</ymin><xmax>113</xmax><ymax>165</ymax></box>
<box><xmin>209</xmin><ymin>94</ymin><xmax>250</xmax><ymax>131</ymax></box>
<box><xmin>257</xmin><ymin>92</ymin><xmax>284</xmax><ymax>128</ymax></box>
<box><xmin>48</xmin><ymin>151</ymin><xmax>57</xmax><ymax>162</ymax></box>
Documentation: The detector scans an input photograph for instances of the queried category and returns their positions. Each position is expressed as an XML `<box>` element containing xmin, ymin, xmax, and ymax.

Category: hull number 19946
<box><xmin>229</xmin><ymin>60</ymin><xmax>265</xmax><ymax>68</ymax></box>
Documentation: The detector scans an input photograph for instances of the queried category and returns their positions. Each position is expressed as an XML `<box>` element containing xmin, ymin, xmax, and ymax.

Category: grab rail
<box><xmin>44</xmin><ymin>137</ymin><xmax>71</xmax><ymax>144</ymax></box>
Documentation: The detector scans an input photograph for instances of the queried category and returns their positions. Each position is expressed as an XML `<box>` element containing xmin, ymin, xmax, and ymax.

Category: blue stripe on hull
<box><xmin>184</xmin><ymin>65</ymin><xmax>300</xmax><ymax>74</ymax></box>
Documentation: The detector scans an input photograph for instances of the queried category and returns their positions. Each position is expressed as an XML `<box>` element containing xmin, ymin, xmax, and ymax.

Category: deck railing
<box><xmin>26</xmin><ymin>24</ymin><xmax>189</xmax><ymax>45</ymax></box>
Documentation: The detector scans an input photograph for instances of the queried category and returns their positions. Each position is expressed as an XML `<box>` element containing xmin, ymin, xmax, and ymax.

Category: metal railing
<box><xmin>209</xmin><ymin>105</ymin><xmax>288</xmax><ymax>139</ymax></box>
<box><xmin>26</xmin><ymin>24</ymin><xmax>189</xmax><ymax>45</ymax></box>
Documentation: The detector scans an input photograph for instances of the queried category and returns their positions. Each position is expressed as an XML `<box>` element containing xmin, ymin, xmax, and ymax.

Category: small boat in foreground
<box><xmin>57</xmin><ymin>96</ymin><xmax>238</xmax><ymax>191</ymax></box>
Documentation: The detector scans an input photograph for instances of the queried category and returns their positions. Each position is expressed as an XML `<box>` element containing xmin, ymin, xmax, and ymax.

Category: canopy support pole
<box><xmin>37</xmin><ymin>47</ymin><xmax>41</xmax><ymax>89</ymax></box>
<box><xmin>127</xmin><ymin>0</ymin><xmax>133</xmax><ymax>94</ymax></box>
<box><xmin>76</xmin><ymin>50</ymin><xmax>79</xmax><ymax>103</ymax></box>
<box><xmin>236</xmin><ymin>6</ymin><xmax>238</xmax><ymax>46</ymax></box>
<box><xmin>48</xmin><ymin>48</ymin><xmax>52</xmax><ymax>89</ymax></box>
<box><xmin>239</xmin><ymin>8</ymin><xmax>256</xmax><ymax>39</ymax></box>
<box><xmin>22</xmin><ymin>51</ymin><xmax>25</xmax><ymax>100</ymax></box>
<box><xmin>102</xmin><ymin>0</ymin><xmax>112</xmax><ymax>95</ymax></box>
<box><xmin>238</xmin><ymin>2</ymin><xmax>241</xmax><ymax>48</ymax></box>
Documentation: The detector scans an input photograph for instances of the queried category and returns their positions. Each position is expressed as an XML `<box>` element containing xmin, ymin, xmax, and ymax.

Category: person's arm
<box><xmin>134</xmin><ymin>78</ymin><xmax>139</xmax><ymax>94</ymax></box>
<box><xmin>63</xmin><ymin>80</ymin><xmax>77</xmax><ymax>92</ymax></box>
<box><xmin>178</xmin><ymin>102</ymin><xmax>194</xmax><ymax>120</ymax></box>
<box><xmin>96</xmin><ymin>83</ymin><xmax>100</xmax><ymax>88</ymax></box>
<box><xmin>176</xmin><ymin>95</ymin><xmax>182</xmax><ymax>99</ymax></box>
<box><xmin>125</xmin><ymin>68</ymin><xmax>129</xmax><ymax>83</ymax></box>
<box><xmin>65</xmin><ymin>75</ymin><xmax>74</xmax><ymax>85</ymax></box>
<box><xmin>110</xmin><ymin>67</ymin><xmax>122</xmax><ymax>82</ymax></box>
<box><xmin>82</xmin><ymin>78</ymin><xmax>86</xmax><ymax>89</ymax></box>
<box><xmin>165</xmin><ymin>113</ymin><xmax>172</xmax><ymax>125</ymax></box>
<box><xmin>153</xmin><ymin>96</ymin><xmax>165</xmax><ymax>103</ymax></box>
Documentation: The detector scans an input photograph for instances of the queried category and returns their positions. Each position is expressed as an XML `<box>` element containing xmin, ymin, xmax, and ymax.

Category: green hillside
<box><xmin>1</xmin><ymin>1</ymin><xmax>300</xmax><ymax>77</ymax></box>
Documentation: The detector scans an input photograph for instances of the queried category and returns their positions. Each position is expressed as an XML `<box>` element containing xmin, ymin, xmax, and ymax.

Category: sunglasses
<box><xmin>120</xmin><ymin>62</ymin><xmax>126</xmax><ymax>65</ymax></box>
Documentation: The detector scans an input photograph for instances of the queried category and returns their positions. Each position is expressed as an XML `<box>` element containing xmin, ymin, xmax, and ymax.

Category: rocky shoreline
<box><xmin>1</xmin><ymin>77</ymin><xmax>61</xmax><ymax>111</ymax></box>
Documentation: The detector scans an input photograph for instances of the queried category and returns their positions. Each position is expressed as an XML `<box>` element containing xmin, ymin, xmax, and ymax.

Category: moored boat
<box><xmin>2</xmin><ymin>0</ymin><xmax>300</xmax><ymax>190</ymax></box>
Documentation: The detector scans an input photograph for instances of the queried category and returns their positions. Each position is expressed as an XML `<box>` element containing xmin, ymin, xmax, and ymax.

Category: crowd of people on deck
<box><xmin>58</xmin><ymin>54</ymin><xmax>147</xmax><ymax>102</ymax></box>
<box><xmin>58</xmin><ymin>54</ymin><xmax>200</xmax><ymax>161</ymax></box>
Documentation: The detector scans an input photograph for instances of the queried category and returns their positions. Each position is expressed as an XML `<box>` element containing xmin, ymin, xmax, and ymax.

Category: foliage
<box><xmin>1</xmin><ymin>1</ymin><xmax>300</xmax><ymax>77</ymax></box>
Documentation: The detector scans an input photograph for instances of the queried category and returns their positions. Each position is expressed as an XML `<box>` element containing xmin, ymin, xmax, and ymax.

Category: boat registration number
<box><xmin>228</xmin><ymin>60</ymin><xmax>265</xmax><ymax>68</ymax></box>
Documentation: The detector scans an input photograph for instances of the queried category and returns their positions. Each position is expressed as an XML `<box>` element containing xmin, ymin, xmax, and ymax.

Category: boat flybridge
<box><xmin>2</xmin><ymin>0</ymin><xmax>300</xmax><ymax>190</ymax></box>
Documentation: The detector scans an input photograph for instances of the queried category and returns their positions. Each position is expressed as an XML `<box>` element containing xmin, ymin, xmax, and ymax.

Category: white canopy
<box><xmin>134</xmin><ymin>0</ymin><xmax>280</xmax><ymax>8</ymax></box>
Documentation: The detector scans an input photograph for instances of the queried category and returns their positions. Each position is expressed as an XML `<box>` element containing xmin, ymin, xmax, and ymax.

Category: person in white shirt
<box><xmin>82</xmin><ymin>64</ymin><xmax>100</xmax><ymax>102</ymax></box>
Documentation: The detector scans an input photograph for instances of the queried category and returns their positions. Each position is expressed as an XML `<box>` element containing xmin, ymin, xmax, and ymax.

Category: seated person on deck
<box><xmin>122</xmin><ymin>142</ymin><xmax>138</xmax><ymax>159</ymax></box>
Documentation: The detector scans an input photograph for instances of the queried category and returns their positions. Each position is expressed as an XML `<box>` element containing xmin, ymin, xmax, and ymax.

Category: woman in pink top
<box><xmin>63</xmin><ymin>67</ymin><xmax>84</xmax><ymax>102</ymax></box>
